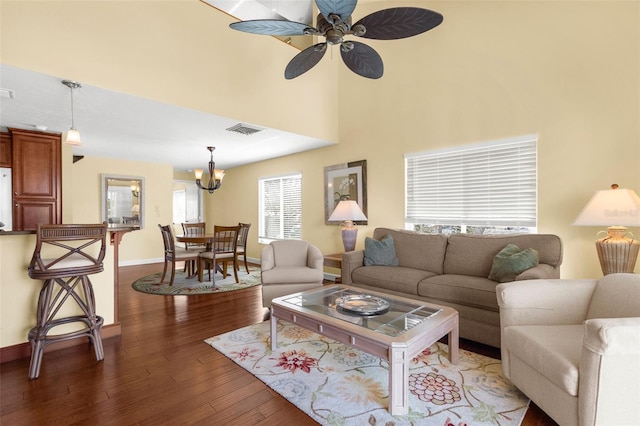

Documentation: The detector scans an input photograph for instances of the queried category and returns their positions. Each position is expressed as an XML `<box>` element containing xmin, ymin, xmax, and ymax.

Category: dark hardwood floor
<box><xmin>1</xmin><ymin>263</ymin><xmax>558</xmax><ymax>425</ymax></box>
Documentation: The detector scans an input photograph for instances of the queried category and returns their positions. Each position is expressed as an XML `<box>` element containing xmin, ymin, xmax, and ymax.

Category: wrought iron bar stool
<box><xmin>27</xmin><ymin>222</ymin><xmax>108</xmax><ymax>379</ymax></box>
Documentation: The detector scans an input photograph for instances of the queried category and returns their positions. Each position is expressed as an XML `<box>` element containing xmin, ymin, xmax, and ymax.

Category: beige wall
<box><xmin>1</xmin><ymin>0</ymin><xmax>639</xmax><ymax>349</ymax></box>
<box><xmin>213</xmin><ymin>1</ymin><xmax>640</xmax><ymax>280</ymax></box>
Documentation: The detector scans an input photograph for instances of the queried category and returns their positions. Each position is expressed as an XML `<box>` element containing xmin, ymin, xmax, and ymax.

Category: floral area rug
<box><xmin>205</xmin><ymin>320</ymin><xmax>529</xmax><ymax>426</ymax></box>
<box><xmin>131</xmin><ymin>267</ymin><xmax>261</xmax><ymax>295</ymax></box>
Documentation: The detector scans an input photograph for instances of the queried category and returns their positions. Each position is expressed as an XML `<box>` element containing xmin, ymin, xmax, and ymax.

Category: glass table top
<box><xmin>279</xmin><ymin>286</ymin><xmax>442</xmax><ymax>337</ymax></box>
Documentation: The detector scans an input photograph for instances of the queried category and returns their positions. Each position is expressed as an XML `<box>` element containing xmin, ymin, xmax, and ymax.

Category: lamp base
<box><xmin>595</xmin><ymin>226</ymin><xmax>639</xmax><ymax>275</ymax></box>
<box><xmin>341</xmin><ymin>227</ymin><xmax>358</xmax><ymax>252</ymax></box>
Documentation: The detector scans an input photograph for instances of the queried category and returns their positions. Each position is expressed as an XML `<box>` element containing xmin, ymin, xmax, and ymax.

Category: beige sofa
<box><xmin>341</xmin><ymin>227</ymin><xmax>563</xmax><ymax>347</ymax></box>
<box><xmin>497</xmin><ymin>273</ymin><xmax>640</xmax><ymax>426</ymax></box>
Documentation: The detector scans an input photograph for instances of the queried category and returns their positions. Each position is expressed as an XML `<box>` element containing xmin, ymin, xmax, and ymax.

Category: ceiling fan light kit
<box><xmin>229</xmin><ymin>0</ymin><xmax>443</xmax><ymax>79</ymax></box>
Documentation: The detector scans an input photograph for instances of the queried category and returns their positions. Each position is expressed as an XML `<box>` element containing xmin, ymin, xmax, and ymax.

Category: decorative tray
<box><xmin>335</xmin><ymin>294</ymin><xmax>390</xmax><ymax>316</ymax></box>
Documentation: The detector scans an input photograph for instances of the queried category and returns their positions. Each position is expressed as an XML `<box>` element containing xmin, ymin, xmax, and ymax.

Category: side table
<box><xmin>323</xmin><ymin>253</ymin><xmax>343</xmax><ymax>283</ymax></box>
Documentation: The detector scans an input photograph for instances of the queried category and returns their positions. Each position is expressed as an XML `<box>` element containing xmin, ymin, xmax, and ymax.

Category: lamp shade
<box><xmin>573</xmin><ymin>186</ymin><xmax>640</xmax><ymax>226</ymax></box>
<box><xmin>64</xmin><ymin>129</ymin><xmax>81</xmax><ymax>146</ymax></box>
<box><xmin>329</xmin><ymin>200</ymin><xmax>367</xmax><ymax>222</ymax></box>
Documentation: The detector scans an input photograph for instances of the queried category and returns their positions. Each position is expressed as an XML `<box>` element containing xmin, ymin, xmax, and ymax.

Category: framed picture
<box><xmin>324</xmin><ymin>160</ymin><xmax>368</xmax><ymax>225</ymax></box>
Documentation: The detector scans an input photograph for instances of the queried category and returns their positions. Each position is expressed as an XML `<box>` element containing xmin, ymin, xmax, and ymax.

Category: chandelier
<box><xmin>194</xmin><ymin>146</ymin><xmax>225</xmax><ymax>194</ymax></box>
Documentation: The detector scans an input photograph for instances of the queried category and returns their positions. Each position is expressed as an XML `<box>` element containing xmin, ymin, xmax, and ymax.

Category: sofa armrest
<box><xmin>515</xmin><ymin>263</ymin><xmax>556</xmax><ymax>280</ymax></box>
<box><xmin>341</xmin><ymin>250</ymin><xmax>364</xmax><ymax>285</ymax></box>
<box><xmin>497</xmin><ymin>279</ymin><xmax>597</xmax><ymax>327</ymax></box>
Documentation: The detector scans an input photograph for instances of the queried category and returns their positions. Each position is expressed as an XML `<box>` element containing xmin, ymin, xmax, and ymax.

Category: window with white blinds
<box><xmin>405</xmin><ymin>136</ymin><xmax>537</xmax><ymax>229</ymax></box>
<box><xmin>258</xmin><ymin>172</ymin><xmax>302</xmax><ymax>244</ymax></box>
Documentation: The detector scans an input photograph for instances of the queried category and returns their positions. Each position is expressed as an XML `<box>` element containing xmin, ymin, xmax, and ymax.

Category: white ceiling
<box><xmin>206</xmin><ymin>0</ymin><xmax>313</xmax><ymax>23</ymax></box>
<box><xmin>0</xmin><ymin>1</ymin><xmax>331</xmax><ymax>172</ymax></box>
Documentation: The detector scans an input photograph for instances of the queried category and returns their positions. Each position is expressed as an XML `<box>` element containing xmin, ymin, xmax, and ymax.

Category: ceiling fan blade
<box><xmin>315</xmin><ymin>0</ymin><xmax>357</xmax><ymax>23</ymax></box>
<box><xmin>354</xmin><ymin>7</ymin><xmax>443</xmax><ymax>40</ymax></box>
<box><xmin>340</xmin><ymin>41</ymin><xmax>383</xmax><ymax>79</ymax></box>
<box><xmin>229</xmin><ymin>20</ymin><xmax>312</xmax><ymax>36</ymax></box>
<box><xmin>285</xmin><ymin>43</ymin><xmax>327</xmax><ymax>79</ymax></box>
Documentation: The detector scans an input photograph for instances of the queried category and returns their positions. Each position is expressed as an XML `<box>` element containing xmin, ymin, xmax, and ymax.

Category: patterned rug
<box><xmin>206</xmin><ymin>320</ymin><xmax>529</xmax><ymax>426</ymax></box>
<box><xmin>131</xmin><ymin>267</ymin><xmax>261</xmax><ymax>295</ymax></box>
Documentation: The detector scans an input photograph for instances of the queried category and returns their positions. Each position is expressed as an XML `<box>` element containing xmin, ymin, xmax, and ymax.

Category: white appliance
<box><xmin>0</xmin><ymin>167</ymin><xmax>12</xmax><ymax>231</ymax></box>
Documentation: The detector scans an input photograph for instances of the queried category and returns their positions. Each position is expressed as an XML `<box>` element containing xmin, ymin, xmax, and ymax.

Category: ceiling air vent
<box><xmin>226</xmin><ymin>123</ymin><xmax>263</xmax><ymax>136</ymax></box>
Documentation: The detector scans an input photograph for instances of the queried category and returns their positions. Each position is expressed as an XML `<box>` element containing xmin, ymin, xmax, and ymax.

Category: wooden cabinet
<box><xmin>0</xmin><ymin>132</ymin><xmax>11</xmax><ymax>167</ymax></box>
<box><xmin>10</xmin><ymin>128</ymin><xmax>62</xmax><ymax>231</ymax></box>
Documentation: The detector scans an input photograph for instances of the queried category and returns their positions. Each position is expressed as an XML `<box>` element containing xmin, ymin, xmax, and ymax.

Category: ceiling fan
<box><xmin>229</xmin><ymin>0</ymin><xmax>443</xmax><ymax>80</ymax></box>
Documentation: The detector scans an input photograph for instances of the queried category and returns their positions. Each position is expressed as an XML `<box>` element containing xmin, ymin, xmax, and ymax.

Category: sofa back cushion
<box><xmin>443</xmin><ymin>233</ymin><xmax>563</xmax><ymax>278</ymax></box>
<box><xmin>587</xmin><ymin>273</ymin><xmax>640</xmax><ymax>319</ymax></box>
<box><xmin>373</xmin><ymin>228</ymin><xmax>447</xmax><ymax>274</ymax></box>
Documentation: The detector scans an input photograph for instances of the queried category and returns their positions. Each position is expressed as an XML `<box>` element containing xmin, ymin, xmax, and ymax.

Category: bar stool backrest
<box><xmin>28</xmin><ymin>222</ymin><xmax>108</xmax><ymax>280</ymax></box>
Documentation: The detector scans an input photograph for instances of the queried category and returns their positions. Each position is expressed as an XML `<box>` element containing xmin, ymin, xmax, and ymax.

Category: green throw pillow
<box><xmin>488</xmin><ymin>244</ymin><xmax>539</xmax><ymax>283</ymax></box>
<box><xmin>364</xmin><ymin>235</ymin><xmax>399</xmax><ymax>266</ymax></box>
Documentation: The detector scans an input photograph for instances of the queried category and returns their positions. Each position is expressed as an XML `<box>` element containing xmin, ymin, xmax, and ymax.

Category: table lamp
<box><xmin>329</xmin><ymin>200</ymin><xmax>368</xmax><ymax>252</ymax></box>
<box><xmin>573</xmin><ymin>184</ymin><xmax>640</xmax><ymax>275</ymax></box>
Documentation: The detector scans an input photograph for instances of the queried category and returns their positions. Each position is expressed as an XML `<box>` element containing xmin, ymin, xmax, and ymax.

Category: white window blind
<box><xmin>405</xmin><ymin>136</ymin><xmax>537</xmax><ymax>227</ymax></box>
<box><xmin>259</xmin><ymin>173</ymin><xmax>302</xmax><ymax>243</ymax></box>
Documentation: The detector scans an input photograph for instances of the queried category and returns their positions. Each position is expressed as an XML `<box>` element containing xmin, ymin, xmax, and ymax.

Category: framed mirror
<box><xmin>101</xmin><ymin>174</ymin><xmax>144</xmax><ymax>229</ymax></box>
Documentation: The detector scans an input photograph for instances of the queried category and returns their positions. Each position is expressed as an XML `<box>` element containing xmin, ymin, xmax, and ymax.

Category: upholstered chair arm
<box><xmin>497</xmin><ymin>279</ymin><xmax>598</xmax><ymax>327</ymax></box>
<box><xmin>579</xmin><ymin>317</ymin><xmax>640</xmax><ymax>426</ymax></box>
<box><xmin>582</xmin><ymin>317</ymin><xmax>640</xmax><ymax>355</ymax></box>
<box><xmin>307</xmin><ymin>244</ymin><xmax>324</xmax><ymax>270</ymax></box>
<box><xmin>260</xmin><ymin>245</ymin><xmax>275</xmax><ymax>272</ymax></box>
<box><xmin>341</xmin><ymin>250</ymin><xmax>364</xmax><ymax>285</ymax></box>
<box><xmin>515</xmin><ymin>263</ymin><xmax>557</xmax><ymax>280</ymax></box>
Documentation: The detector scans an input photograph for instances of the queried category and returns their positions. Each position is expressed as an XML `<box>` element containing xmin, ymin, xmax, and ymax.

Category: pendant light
<box><xmin>62</xmin><ymin>80</ymin><xmax>82</xmax><ymax>146</ymax></box>
<box><xmin>194</xmin><ymin>146</ymin><xmax>225</xmax><ymax>194</ymax></box>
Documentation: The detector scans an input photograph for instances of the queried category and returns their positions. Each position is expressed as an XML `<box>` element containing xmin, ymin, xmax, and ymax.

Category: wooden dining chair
<box><xmin>180</xmin><ymin>222</ymin><xmax>206</xmax><ymax>251</ymax></box>
<box><xmin>235</xmin><ymin>222</ymin><xmax>251</xmax><ymax>274</ymax></box>
<box><xmin>158</xmin><ymin>224</ymin><xmax>198</xmax><ymax>285</ymax></box>
<box><xmin>198</xmin><ymin>225</ymin><xmax>240</xmax><ymax>283</ymax></box>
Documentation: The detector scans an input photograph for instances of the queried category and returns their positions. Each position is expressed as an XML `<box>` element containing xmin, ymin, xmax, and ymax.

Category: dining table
<box><xmin>175</xmin><ymin>234</ymin><xmax>230</xmax><ymax>280</ymax></box>
<box><xmin>176</xmin><ymin>233</ymin><xmax>218</xmax><ymax>252</ymax></box>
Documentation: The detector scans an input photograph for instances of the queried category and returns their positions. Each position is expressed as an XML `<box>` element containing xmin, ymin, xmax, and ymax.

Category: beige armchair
<box><xmin>497</xmin><ymin>273</ymin><xmax>640</xmax><ymax>426</ymax></box>
<box><xmin>260</xmin><ymin>240</ymin><xmax>324</xmax><ymax>307</ymax></box>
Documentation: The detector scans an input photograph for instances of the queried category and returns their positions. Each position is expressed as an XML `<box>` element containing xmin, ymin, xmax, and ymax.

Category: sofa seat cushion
<box><xmin>504</xmin><ymin>324</ymin><xmax>583</xmax><ymax>396</ymax></box>
<box><xmin>417</xmin><ymin>274</ymin><xmax>501</xmax><ymax>311</ymax></box>
<box><xmin>351</xmin><ymin>266</ymin><xmax>436</xmax><ymax>295</ymax></box>
<box><xmin>261</xmin><ymin>266</ymin><xmax>324</xmax><ymax>284</ymax></box>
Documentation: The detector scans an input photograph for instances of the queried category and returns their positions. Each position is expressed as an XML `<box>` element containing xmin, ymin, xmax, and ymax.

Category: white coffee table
<box><xmin>270</xmin><ymin>285</ymin><xmax>459</xmax><ymax>416</ymax></box>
